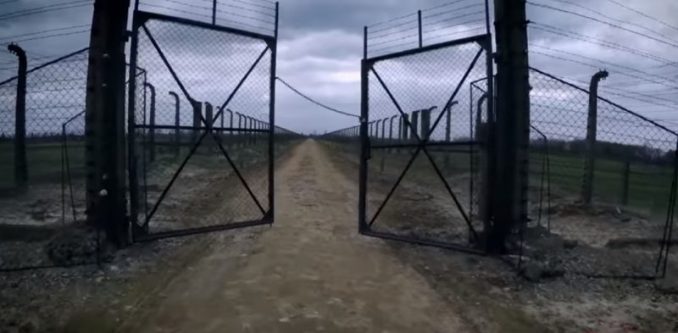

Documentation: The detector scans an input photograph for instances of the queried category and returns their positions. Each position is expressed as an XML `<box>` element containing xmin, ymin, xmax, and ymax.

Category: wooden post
<box><xmin>490</xmin><ymin>0</ymin><xmax>530</xmax><ymax>253</ymax></box>
<box><xmin>84</xmin><ymin>0</ymin><xmax>131</xmax><ymax>245</ymax></box>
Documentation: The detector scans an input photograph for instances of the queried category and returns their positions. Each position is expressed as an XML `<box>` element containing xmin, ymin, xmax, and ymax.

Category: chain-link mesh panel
<box><xmin>0</xmin><ymin>49</ymin><xmax>104</xmax><ymax>271</ymax></box>
<box><xmin>130</xmin><ymin>14</ymin><xmax>274</xmax><ymax>237</ymax></box>
<box><xmin>363</xmin><ymin>37</ymin><xmax>489</xmax><ymax>249</ymax></box>
<box><xmin>320</xmin><ymin>125</ymin><xmax>361</xmax><ymax>157</ymax></box>
<box><xmin>0</xmin><ymin>78</ymin><xmax>16</xmax><ymax>191</ymax></box>
<box><xmin>62</xmin><ymin>111</ymin><xmax>86</xmax><ymax>224</ymax></box>
<box><xmin>0</xmin><ymin>49</ymin><xmax>88</xmax><ymax>192</ymax></box>
<box><xmin>468</xmin><ymin>78</ymin><xmax>488</xmax><ymax>230</ymax></box>
<box><xmin>512</xmin><ymin>68</ymin><xmax>678</xmax><ymax>278</ymax></box>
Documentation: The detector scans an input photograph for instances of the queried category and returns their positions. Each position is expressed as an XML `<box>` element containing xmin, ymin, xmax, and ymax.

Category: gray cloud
<box><xmin>0</xmin><ymin>0</ymin><xmax>676</xmax><ymax>136</ymax></box>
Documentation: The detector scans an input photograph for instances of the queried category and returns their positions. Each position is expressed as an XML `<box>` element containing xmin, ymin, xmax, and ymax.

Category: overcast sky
<box><xmin>0</xmin><ymin>0</ymin><xmax>677</xmax><ymax>138</ymax></box>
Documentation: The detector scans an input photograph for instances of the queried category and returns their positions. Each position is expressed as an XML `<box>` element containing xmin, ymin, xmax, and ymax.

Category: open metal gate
<box><xmin>127</xmin><ymin>8</ymin><xmax>278</xmax><ymax>241</ymax></box>
<box><xmin>359</xmin><ymin>24</ymin><xmax>493</xmax><ymax>253</ymax></box>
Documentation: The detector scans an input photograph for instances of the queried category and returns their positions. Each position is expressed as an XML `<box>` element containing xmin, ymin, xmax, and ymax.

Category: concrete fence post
<box><xmin>143</xmin><ymin>82</ymin><xmax>156</xmax><ymax>162</ymax></box>
<box><xmin>204</xmin><ymin>102</ymin><xmax>213</xmax><ymax>152</ymax></box>
<box><xmin>582</xmin><ymin>70</ymin><xmax>609</xmax><ymax>205</ymax></box>
<box><xmin>169</xmin><ymin>91</ymin><xmax>180</xmax><ymax>158</ymax></box>
<box><xmin>191</xmin><ymin>100</ymin><xmax>202</xmax><ymax>144</ymax></box>
<box><xmin>411</xmin><ymin>110</ymin><xmax>420</xmax><ymax>142</ymax></box>
<box><xmin>8</xmin><ymin>44</ymin><xmax>27</xmax><ymax>189</ymax></box>
<box><xmin>205</xmin><ymin>102</ymin><xmax>213</xmax><ymax>130</ymax></box>
<box><xmin>621</xmin><ymin>161</ymin><xmax>630</xmax><ymax>206</ymax></box>
<box><xmin>421</xmin><ymin>107</ymin><xmax>432</xmax><ymax>140</ymax></box>
<box><xmin>236</xmin><ymin>112</ymin><xmax>243</xmax><ymax>147</ymax></box>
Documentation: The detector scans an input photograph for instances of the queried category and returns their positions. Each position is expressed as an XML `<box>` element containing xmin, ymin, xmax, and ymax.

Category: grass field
<box><xmin>3</xmin><ymin>136</ymin><xmax>675</xmax><ymax>219</ymax></box>
<box><xmin>326</xmin><ymin>139</ymin><xmax>676</xmax><ymax>218</ymax></box>
<box><xmin>0</xmin><ymin>141</ymin><xmax>86</xmax><ymax>192</ymax></box>
<box><xmin>533</xmin><ymin>152</ymin><xmax>675</xmax><ymax>215</ymax></box>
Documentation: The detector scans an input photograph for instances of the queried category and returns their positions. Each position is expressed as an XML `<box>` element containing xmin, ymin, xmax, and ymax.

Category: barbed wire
<box><xmin>138</xmin><ymin>2</ymin><xmax>272</xmax><ymax>35</ymax></box>
<box><xmin>1</xmin><ymin>30</ymin><xmax>90</xmax><ymax>45</ymax></box>
<box><xmin>422</xmin><ymin>3</ymin><xmax>484</xmax><ymax>20</ymax></box>
<box><xmin>424</xmin><ymin>16</ymin><xmax>485</xmax><ymax>34</ymax></box>
<box><xmin>0</xmin><ymin>24</ymin><xmax>90</xmax><ymax>43</ymax></box>
<box><xmin>0</xmin><ymin>1</ymin><xmax>93</xmax><ymax>21</ymax></box>
<box><xmin>422</xmin><ymin>0</ymin><xmax>478</xmax><ymax>13</ymax></box>
<box><xmin>536</xmin><ymin>0</ymin><xmax>678</xmax><ymax>42</ymax></box>
<box><xmin>159</xmin><ymin>0</ymin><xmax>275</xmax><ymax>24</ymax></box>
<box><xmin>527</xmin><ymin>1</ymin><xmax>678</xmax><ymax>49</ymax></box>
<box><xmin>603</xmin><ymin>0</ymin><xmax>678</xmax><ymax>32</ymax></box>
<box><xmin>368</xmin><ymin>22</ymin><xmax>418</xmax><ymax>40</ymax></box>
<box><xmin>530</xmin><ymin>46</ymin><xmax>678</xmax><ymax>90</ymax></box>
<box><xmin>530</xmin><ymin>23</ymin><xmax>675</xmax><ymax>66</ymax></box>
<box><xmin>367</xmin><ymin>12</ymin><xmax>418</xmax><ymax>29</ymax></box>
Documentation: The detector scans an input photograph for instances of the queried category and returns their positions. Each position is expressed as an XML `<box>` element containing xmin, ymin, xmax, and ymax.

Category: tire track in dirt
<box><xmin>120</xmin><ymin>139</ymin><xmax>473</xmax><ymax>332</ymax></box>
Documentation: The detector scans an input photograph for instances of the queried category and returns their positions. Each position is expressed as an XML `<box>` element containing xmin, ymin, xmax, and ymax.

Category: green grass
<box><xmin>530</xmin><ymin>152</ymin><xmax>674</xmax><ymax>215</ymax></box>
<box><xmin>326</xmin><ymin>141</ymin><xmax>676</xmax><ymax>217</ymax></box>
<box><xmin>0</xmin><ymin>141</ymin><xmax>86</xmax><ymax>190</ymax></box>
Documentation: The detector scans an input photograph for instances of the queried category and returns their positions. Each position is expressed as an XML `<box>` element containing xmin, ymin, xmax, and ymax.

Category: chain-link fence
<box><xmin>128</xmin><ymin>8</ymin><xmax>279</xmax><ymax>240</ymax></box>
<box><xmin>507</xmin><ymin>68</ymin><xmax>678</xmax><ymax>279</ymax></box>
<box><xmin>0</xmin><ymin>47</ymin><xmax>105</xmax><ymax>271</ymax></box>
<box><xmin>274</xmin><ymin>125</ymin><xmax>304</xmax><ymax>157</ymax></box>
<box><xmin>321</xmin><ymin>125</ymin><xmax>361</xmax><ymax>153</ymax></box>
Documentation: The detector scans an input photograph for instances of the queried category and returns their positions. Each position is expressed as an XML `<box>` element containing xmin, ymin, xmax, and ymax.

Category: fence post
<box><xmin>220</xmin><ymin>105</ymin><xmax>224</xmax><ymax>135</ymax></box>
<box><xmin>205</xmin><ymin>102</ymin><xmax>213</xmax><ymax>151</ymax></box>
<box><xmin>445</xmin><ymin>101</ymin><xmax>458</xmax><ymax>142</ymax></box>
<box><xmin>359</xmin><ymin>27</ymin><xmax>369</xmax><ymax>232</ymax></box>
<box><xmin>401</xmin><ymin>114</ymin><xmax>409</xmax><ymax>141</ymax></box>
<box><xmin>621</xmin><ymin>161</ymin><xmax>630</xmax><ymax>206</ymax></box>
<box><xmin>443</xmin><ymin>101</ymin><xmax>457</xmax><ymax>170</ymax></box>
<box><xmin>248</xmin><ymin>116</ymin><xmax>254</xmax><ymax>145</ymax></box>
<box><xmin>582</xmin><ymin>70</ymin><xmax>609</xmax><ymax>205</ymax></box>
<box><xmin>169</xmin><ymin>91</ymin><xmax>180</xmax><ymax>157</ymax></box>
<box><xmin>491</xmin><ymin>0</ymin><xmax>531</xmax><ymax>253</ymax></box>
<box><xmin>226</xmin><ymin>108</ymin><xmax>234</xmax><ymax>135</ymax></box>
<box><xmin>143</xmin><ymin>82</ymin><xmax>156</xmax><ymax>162</ymax></box>
<box><xmin>205</xmin><ymin>102</ymin><xmax>213</xmax><ymax>129</ymax></box>
<box><xmin>8</xmin><ymin>44</ymin><xmax>27</xmax><ymax>189</ymax></box>
<box><xmin>389</xmin><ymin>115</ymin><xmax>396</xmax><ymax>141</ymax></box>
<box><xmin>381</xmin><ymin>118</ymin><xmax>386</xmax><ymax>140</ymax></box>
<box><xmin>476</xmin><ymin>93</ymin><xmax>490</xmax><ymax>230</ymax></box>
<box><xmin>421</xmin><ymin>108</ymin><xmax>432</xmax><ymax>140</ymax></box>
<box><xmin>389</xmin><ymin>114</ymin><xmax>397</xmax><ymax>153</ymax></box>
<box><xmin>225</xmin><ymin>108</ymin><xmax>233</xmax><ymax>147</ymax></box>
<box><xmin>417</xmin><ymin>10</ymin><xmax>423</xmax><ymax>48</ymax></box>
<box><xmin>411</xmin><ymin>110</ymin><xmax>420</xmax><ymax>142</ymax></box>
<box><xmin>191</xmin><ymin>100</ymin><xmax>201</xmax><ymax>144</ymax></box>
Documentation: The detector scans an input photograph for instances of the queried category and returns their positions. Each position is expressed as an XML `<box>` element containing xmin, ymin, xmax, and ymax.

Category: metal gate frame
<box><xmin>358</xmin><ymin>32</ymin><xmax>494</xmax><ymax>254</ymax></box>
<box><xmin>127</xmin><ymin>9</ymin><xmax>278</xmax><ymax>241</ymax></box>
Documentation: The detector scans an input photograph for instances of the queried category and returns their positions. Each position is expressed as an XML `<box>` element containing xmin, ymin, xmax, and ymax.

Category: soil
<box><xmin>1</xmin><ymin>139</ymin><xmax>677</xmax><ymax>332</ymax></box>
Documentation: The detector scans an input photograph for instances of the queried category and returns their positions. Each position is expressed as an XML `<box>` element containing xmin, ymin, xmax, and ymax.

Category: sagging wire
<box><xmin>275</xmin><ymin>76</ymin><xmax>360</xmax><ymax>119</ymax></box>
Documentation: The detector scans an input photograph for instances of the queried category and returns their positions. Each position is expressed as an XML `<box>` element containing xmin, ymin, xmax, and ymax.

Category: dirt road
<box><xmin>122</xmin><ymin>139</ymin><xmax>472</xmax><ymax>332</ymax></box>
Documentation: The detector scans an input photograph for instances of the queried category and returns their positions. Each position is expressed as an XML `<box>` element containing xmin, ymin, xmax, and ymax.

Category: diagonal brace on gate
<box><xmin>367</xmin><ymin>48</ymin><xmax>485</xmax><ymax>243</ymax></box>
